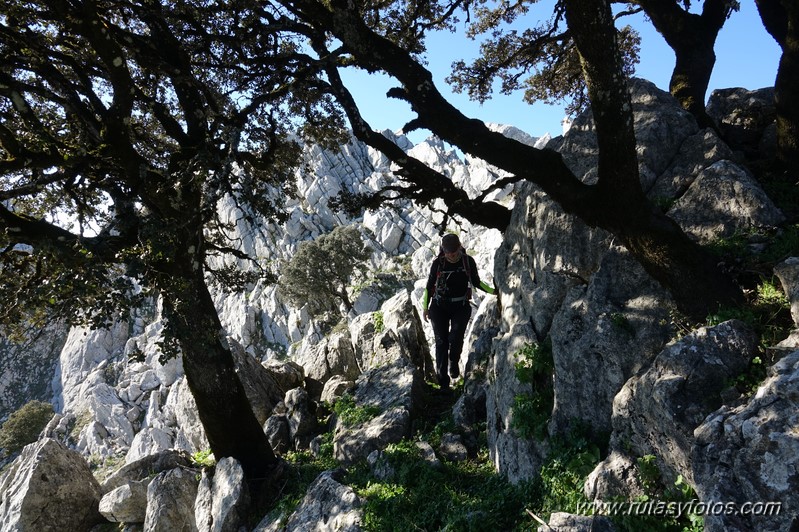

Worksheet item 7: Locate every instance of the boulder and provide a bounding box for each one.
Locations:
[349,313,377,371]
[261,359,305,394]
[143,467,198,532]
[333,356,423,464]
[163,377,209,455]
[126,427,173,464]
[539,512,617,532]
[774,257,799,327]
[549,247,673,436]
[485,323,550,484]
[706,86,776,159]
[626,78,701,181]
[102,449,194,493]
[438,433,468,462]
[583,450,646,502]
[263,415,291,455]
[380,290,435,380]
[451,375,487,431]
[195,457,249,532]
[274,470,363,532]
[320,375,355,405]
[647,128,735,200]
[294,328,360,400]
[608,320,757,488]
[0,438,103,531]
[285,388,319,450]
[99,480,149,523]
[691,350,799,532]
[548,78,698,187]
[462,297,500,377]
[229,338,285,425]
[668,160,785,243]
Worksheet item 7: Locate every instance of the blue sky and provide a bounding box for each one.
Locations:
[341,1,782,144]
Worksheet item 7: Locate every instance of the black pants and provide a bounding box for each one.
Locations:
[429,299,472,388]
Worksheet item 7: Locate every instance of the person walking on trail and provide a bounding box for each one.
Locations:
[422,233,496,390]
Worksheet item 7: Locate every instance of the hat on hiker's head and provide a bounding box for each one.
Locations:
[441,233,461,253]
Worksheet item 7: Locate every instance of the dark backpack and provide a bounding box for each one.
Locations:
[433,247,472,302]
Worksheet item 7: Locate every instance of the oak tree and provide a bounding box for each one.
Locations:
[0,0,343,492]
[279,225,372,319]
[278,0,744,318]
[756,0,799,170]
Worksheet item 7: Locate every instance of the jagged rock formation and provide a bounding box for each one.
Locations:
[0,438,104,531]
[1,79,798,531]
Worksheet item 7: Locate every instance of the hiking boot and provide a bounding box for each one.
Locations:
[449,361,460,379]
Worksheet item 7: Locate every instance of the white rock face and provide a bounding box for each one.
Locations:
[28,129,510,469]
[0,438,103,531]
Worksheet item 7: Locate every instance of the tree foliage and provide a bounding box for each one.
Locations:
[0,0,345,488]
[279,225,372,319]
[448,0,641,117]
[0,400,54,454]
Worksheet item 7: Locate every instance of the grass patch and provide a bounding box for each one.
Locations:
[528,431,600,519]
[706,276,791,350]
[347,440,536,531]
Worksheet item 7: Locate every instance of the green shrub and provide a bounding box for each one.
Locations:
[278,225,372,319]
[707,277,791,350]
[332,394,382,428]
[511,341,554,440]
[0,400,54,453]
[191,449,216,468]
[531,434,600,518]
[373,311,384,333]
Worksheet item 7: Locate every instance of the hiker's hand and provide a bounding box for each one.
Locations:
[423,309,429,322]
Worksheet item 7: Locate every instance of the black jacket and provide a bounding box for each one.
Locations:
[425,253,482,303]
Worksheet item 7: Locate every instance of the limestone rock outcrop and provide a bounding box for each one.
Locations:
[0,438,103,531]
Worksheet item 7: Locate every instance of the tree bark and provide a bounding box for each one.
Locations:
[633,0,734,130]
[163,266,280,487]
[757,0,799,170]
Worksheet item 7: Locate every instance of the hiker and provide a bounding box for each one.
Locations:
[422,233,496,389]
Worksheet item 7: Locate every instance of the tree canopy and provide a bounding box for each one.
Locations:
[0,0,344,490]
[277,0,749,317]
[279,225,372,319]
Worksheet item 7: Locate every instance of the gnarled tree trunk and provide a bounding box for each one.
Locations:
[757,0,799,170]
[633,0,735,130]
